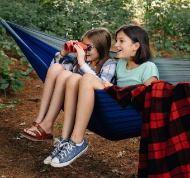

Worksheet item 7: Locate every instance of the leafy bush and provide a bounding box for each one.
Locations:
[1,0,189,59]
[0,51,31,94]
[0,0,134,40]
[141,0,190,58]
[1,0,190,58]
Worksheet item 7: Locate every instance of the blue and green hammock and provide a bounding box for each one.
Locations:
[1,19,190,141]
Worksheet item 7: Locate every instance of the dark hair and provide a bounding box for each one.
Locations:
[115,24,151,64]
[75,28,112,74]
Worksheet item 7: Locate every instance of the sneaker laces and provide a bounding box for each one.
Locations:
[60,142,75,159]
[53,138,61,147]
[51,139,68,156]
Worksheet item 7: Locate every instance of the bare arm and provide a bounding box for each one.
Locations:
[56,50,69,58]
[143,76,158,86]
[102,80,113,88]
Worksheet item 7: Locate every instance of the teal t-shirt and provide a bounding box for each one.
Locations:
[116,59,159,88]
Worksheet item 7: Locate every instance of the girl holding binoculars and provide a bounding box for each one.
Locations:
[21,28,117,140]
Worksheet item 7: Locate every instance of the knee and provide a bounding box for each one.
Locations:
[47,64,65,78]
[79,74,95,88]
[79,74,104,90]
[66,74,82,87]
[56,70,73,83]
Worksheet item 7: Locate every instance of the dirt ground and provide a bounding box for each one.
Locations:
[0,52,141,178]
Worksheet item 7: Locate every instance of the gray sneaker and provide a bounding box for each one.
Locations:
[50,139,88,167]
[43,137,68,164]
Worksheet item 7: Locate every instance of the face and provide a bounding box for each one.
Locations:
[115,31,139,60]
[82,37,99,62]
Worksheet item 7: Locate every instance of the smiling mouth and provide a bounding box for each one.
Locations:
[85,55,90,61]
[117,49,122,52]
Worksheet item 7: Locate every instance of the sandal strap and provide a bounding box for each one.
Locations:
[24,122,39,132]
[32,121,39,127]
[37,125,49,140]
[34,131,42,140]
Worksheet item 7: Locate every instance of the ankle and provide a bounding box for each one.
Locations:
[75,140,84,146]
[35,117,43,124]
[61,136,69,141]
[70,135,84,144]
[39,122,53,133]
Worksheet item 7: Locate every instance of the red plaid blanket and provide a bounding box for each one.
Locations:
[104,80,190,178]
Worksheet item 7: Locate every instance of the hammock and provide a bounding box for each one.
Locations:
[1,19,190,141]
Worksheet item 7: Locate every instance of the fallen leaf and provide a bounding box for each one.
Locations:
[13,137,21,140]
[20,122,26,126]
[117,151,125,157]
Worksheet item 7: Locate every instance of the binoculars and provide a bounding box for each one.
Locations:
[63,42,89,53]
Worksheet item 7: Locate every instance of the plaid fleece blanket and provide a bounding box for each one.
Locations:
[104,80,190,178]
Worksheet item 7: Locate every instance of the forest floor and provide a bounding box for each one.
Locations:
[0,45,173,178]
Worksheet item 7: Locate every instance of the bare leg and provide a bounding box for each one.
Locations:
[24,64,65,133]
[36,64,66,123]
[25,70,73,135]
[61,74,82,140]
[69,74,104,143]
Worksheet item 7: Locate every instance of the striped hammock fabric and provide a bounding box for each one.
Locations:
[1,19,190,140]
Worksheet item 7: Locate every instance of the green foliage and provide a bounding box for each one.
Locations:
[0,0,134,40]
[54,123,63,129]
[139,0,190,59]
[0,0,189,60]
[20,57,33,75]
[0,26,24,57]
[7,99,21,104]
[0,99,21,110]
[0,51,31,93]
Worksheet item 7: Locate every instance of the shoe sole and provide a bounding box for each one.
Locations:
[50,146,88,167]
[43,157,52,165]
[20,132,53,142]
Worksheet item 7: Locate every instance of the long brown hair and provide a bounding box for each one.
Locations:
[75,28,112,74]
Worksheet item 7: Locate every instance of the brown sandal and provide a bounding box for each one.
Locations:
[20,125,53,141]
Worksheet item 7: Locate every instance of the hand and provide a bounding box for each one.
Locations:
[144,76,158,86]
[59,40,75,58]
[73,43,86,67]
[102,80,113,88]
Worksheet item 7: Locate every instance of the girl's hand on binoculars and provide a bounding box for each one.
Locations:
[69,40,78,45]
[102,80,113,88]
[73,44,86,67]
